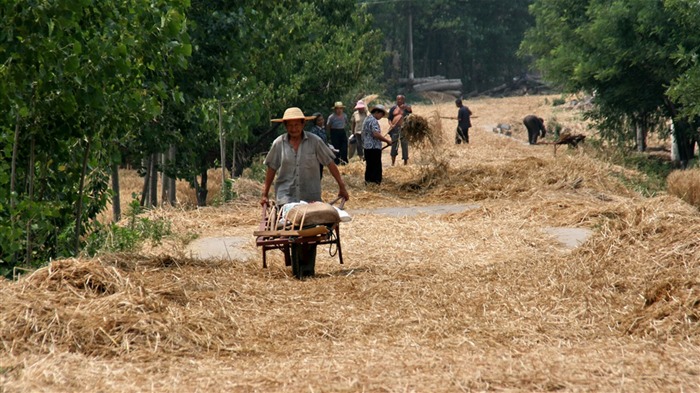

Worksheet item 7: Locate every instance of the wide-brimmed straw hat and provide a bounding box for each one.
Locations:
[332,101,345,109]
[271,107,315,123]
[370,104,387,115]
[354,100,366,110]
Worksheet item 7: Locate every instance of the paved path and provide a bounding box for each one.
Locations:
[351,204,481,218]
[185,236,256,262]
[544,227,593,249]
[185,206,593,261]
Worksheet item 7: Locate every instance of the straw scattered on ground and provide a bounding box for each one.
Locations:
[2,95,700,392]
[667,168,700,209]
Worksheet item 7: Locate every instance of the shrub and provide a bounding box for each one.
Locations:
[668,169,700,209]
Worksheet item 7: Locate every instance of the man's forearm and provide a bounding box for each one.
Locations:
[327,164,345,188]
[262,167,276,198]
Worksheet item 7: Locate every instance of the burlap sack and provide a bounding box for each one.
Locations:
[287,202,340,227]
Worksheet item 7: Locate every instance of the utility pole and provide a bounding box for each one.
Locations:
[407,0,414,81]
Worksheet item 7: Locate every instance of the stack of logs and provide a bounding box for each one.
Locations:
[399,74,552,98]
[399,75,463,96]
[474,74,552,97]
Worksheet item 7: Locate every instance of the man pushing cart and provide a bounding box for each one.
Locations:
[257,107,350,279]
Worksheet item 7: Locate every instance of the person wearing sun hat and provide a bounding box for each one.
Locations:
[261,107,349,207]
[349,100,367,161]
[262,107,350,278]
[326,101,349,165]
[362,105,393,184]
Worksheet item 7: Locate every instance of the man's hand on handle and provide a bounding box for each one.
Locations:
[338,186,350,202]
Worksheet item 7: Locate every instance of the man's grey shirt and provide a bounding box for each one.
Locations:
[264,131,336,205]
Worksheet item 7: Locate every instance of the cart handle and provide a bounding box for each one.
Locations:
[329,197,346,209]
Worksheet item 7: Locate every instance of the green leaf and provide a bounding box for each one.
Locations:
[65,56,80,73]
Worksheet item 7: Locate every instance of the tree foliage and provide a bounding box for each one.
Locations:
[368,0,534,92]
[0,0,190,273]
[169,0,382,199]
[521,0,700,156]
[1,0,382,273]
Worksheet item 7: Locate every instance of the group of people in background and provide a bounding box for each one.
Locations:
[300,95,416,185]
[262,98,549,206]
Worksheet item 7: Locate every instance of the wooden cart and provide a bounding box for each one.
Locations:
[254,198,345,270]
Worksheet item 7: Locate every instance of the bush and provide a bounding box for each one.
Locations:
[668,169,700,209]
[85,199,172,255]
[242,155,267,183]
[552,97,566,106]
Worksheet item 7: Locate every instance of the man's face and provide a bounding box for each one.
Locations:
[335,107,344,115]
[285,119,305,138]
[315,116,324,127]
[373,111,385,120]
[396,96,405,106]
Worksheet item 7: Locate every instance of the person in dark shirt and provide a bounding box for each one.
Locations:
[310,112,327,178]
[523,115,546,145]
[326,101,349,165]
[455,99,472,144]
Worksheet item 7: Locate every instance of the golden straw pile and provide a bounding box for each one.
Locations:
[401,113,440,147]
[2,95,700,392]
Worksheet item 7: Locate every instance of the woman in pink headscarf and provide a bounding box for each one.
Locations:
[349,100,368,161]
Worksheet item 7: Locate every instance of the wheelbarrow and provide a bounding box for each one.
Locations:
[254,197,346,278]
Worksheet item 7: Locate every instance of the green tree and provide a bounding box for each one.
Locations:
[521,0,700,163]
[167,0,382,206]
[0,0,190,273]
[367,0,534,92]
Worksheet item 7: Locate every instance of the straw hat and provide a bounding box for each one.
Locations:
[354,100,366,110]
[370,105,387,115]
[332,101,345,109]
[271,107,315,123]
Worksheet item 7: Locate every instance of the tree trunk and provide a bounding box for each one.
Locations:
[161,152,169,206]
[672,119,693,169]
[140,156,151,207]
[671,125,679,162]
[74,137,92,255]
[111,161,121,222]
[635,123,647,152]
[219,102,227,189]
[10,113,20,210]
[196,169,208,207]
[26,137,35,264]
[232,138,238,178]
[149,153,158,207]
[168,145,176,205]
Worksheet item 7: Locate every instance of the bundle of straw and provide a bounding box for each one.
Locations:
[401,114,438,146]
